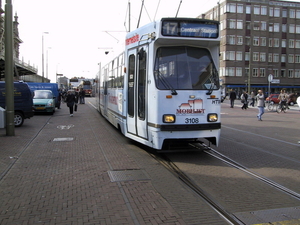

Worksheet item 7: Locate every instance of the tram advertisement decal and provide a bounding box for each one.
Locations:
[176,99,205,115]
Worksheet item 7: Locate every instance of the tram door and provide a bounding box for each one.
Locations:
[103,67,108,117]
[126,47,148,139]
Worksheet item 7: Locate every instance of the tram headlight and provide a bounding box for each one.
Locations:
[163,114,176,123]
[207,113,218,122]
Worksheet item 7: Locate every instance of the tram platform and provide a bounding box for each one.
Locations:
[0,100,227,225]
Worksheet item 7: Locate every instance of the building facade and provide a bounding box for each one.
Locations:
[203,0,300,96]
[0,0,42,82]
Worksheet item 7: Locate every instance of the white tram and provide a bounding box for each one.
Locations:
[96,17,221,150]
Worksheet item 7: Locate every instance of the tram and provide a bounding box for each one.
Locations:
[95,17,221,150]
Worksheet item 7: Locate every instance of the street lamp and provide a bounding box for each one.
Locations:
[42,32,49,82]
[46,47,51,79]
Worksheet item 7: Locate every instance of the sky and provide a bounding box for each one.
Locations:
[9,0,221,82]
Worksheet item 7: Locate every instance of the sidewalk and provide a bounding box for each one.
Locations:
[0,101,226,225]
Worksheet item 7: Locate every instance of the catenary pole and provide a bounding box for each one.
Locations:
[5,0,15,136]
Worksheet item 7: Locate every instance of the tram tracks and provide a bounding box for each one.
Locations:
[148,142,300,225]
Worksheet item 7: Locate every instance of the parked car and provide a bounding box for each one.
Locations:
[33,90,55,114]
[287,93,298,106]
[28,83,60,108]
[0,81,34,127]
[265,94,279,104]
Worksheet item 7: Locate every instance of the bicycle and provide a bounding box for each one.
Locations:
[267,101,275,111]
[277,102,288,113]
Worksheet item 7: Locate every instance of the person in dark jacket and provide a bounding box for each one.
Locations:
[229,89,237,108]
[66,90,76,117]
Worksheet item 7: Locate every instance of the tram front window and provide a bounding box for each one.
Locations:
[154,47,219,90]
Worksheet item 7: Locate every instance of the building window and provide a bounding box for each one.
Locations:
[253,68,259,77]
[269,7,274,16]
[289,24,295,33]
[295,70,300,78]
[260,53,266,62]
[289,39,295,48]
[236,67,243,76]
[260,68,266,77]
[229,19,236,29]
[273,69,279,78]
[282,9,287,17]
[274,38,280,47]
[245,36,250,45]
[227,3,236,13]
[282,24,287,32]
[269,38,273,47]
[246,5,251,14]
[268,53,273,62]
[253,37,259,46]
[288,70,294,78]
[228,35,236,44]
[290,9,296,18]
[254,5,260,15]
[288,54,294,63]
[253,52,259,61]
[269,23,274,32]
[295,55,300,63]
[296,25,300,34]
[274,8,280,17]
[282,39,286,47]
[281,54,286,63]
[297,10,300,19]
[253,21,260,30]
[236,51,243,61]
[261,21,267,31]
[273,54,279,62]
[237,4,243,13]
[261,37,266,46]
[225,51,235,60]
[261,6,267,15]
[237,20,243,29]
[274,23,280,32]
[225,67,235,76]
[281,69,286,77]
[245,52,250,61]
[237,36,243,45]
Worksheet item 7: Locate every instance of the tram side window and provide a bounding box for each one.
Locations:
[128,54,135,117]
[138,53,146,120]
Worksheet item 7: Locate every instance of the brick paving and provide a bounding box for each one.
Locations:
[0,101,226,225]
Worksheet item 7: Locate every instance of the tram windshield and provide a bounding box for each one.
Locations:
[154,47,219,91]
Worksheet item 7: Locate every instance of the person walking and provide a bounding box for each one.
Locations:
[250,90,255,107]
[256,90,265,121]
[229,89,237,108]
[278,89,288,112]
[241,91,248,110]
[79,88,85,104]
[66,90,76,117]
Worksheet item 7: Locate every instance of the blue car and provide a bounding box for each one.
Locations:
[33,90,56,114]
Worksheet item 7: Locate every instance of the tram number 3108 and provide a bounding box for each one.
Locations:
[185,118,199,124]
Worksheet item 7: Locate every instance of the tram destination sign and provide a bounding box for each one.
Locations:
[162,19,219,38]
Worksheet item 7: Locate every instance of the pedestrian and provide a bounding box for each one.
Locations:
[256,90,265,121]
[297,96,300,111]
[229,89,237,108]
[250,90,255,107]
[241,91,248,110]
[79,88,85,104]
[66,90,76,117]
[278,89,288,111]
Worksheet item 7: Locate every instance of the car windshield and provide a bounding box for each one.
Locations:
[154,46,219,91]
[34,91,53,99]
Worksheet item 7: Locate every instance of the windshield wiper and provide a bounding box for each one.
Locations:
[206,69,219,95]
[155,70,178,95]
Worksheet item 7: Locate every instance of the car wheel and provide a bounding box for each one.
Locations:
[14,112,24,127]
[289,102,294,106]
